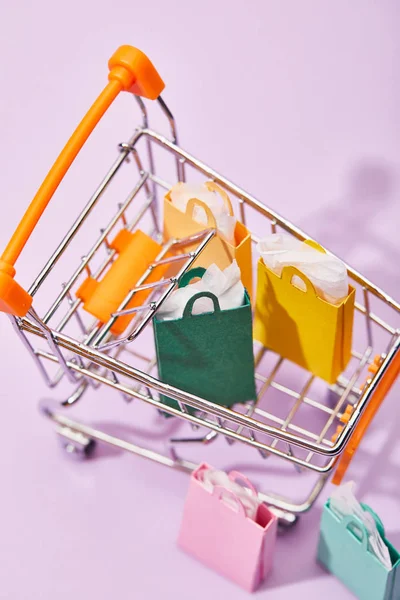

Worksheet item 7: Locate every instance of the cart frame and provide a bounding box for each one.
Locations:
[3,46,400,525]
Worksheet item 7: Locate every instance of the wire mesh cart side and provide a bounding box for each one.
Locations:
[1,45,399,526]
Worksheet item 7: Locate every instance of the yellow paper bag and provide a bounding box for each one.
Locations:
[253,256,355,384]
[163,182,253,297]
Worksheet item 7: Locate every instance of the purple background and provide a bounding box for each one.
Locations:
[1,1,399,598]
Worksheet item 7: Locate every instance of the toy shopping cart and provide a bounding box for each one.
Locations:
[1,45,399,526]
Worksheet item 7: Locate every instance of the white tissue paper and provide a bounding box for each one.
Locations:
[157,261,245,321]
[257,233,349,304]
[169,182,236,243]
[330,481,392,569]
[199,468,260,520]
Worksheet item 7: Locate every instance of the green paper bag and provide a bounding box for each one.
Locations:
[153,267,257,415]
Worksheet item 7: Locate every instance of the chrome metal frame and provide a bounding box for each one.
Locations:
[8,94,400,524]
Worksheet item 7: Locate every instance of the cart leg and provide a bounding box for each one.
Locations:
[39,400,329,529]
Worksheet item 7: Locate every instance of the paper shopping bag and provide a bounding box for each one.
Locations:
[253,254,355,383]
[163,181,253,298]
[153,267,256,414]
[178,463,278,592]
[317,501,400,600]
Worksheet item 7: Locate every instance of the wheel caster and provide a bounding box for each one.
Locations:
[267,505,299,531]
[56,425,96,459]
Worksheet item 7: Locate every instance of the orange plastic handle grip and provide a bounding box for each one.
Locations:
[332,347,400,485]
[0,45,164,317]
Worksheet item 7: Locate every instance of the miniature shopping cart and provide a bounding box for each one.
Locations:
[1,45,399,527]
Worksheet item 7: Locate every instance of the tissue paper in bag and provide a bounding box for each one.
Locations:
[153,265,256,414]
[198,467,260,520]
[163,181,253,297]
[157,261,244,321]
[317,486,400,600]
[169,183,236,243]
[257,234,349,304]
[254,237,355,383]
[178,463,278,592]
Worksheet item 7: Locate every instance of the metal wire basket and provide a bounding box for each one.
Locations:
[2,45,399,526]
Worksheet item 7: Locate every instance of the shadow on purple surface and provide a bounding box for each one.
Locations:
[352,397,400,504]
[91,438,124,460]
[299,158,400,502]
[300,160,399,271]
[87,418,185,461]
[262,505,328,591]
[223,461,315,479]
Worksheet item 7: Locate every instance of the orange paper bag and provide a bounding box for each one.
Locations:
[163,182,253,297]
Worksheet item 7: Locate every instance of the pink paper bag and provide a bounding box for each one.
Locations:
[178,463,278,592]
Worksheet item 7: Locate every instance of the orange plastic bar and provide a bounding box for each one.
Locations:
[332,347,400,485]
[0,45,164,317]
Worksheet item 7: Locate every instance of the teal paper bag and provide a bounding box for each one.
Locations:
[153,267,257,415]
[317,500,400,600]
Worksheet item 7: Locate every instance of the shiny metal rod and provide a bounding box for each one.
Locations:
[17,318,361,458]
[42,173,149,324]
[28,132,142,298]
[141,128,400,314]
[41,405,331,517]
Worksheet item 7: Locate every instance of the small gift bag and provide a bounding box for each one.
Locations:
[153,268,256,414]
[178,463,278,592]
[163,181,253,297]
[253,248,355,383]
[318,500,400,600]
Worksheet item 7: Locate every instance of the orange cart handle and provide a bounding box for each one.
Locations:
[0,45,164,317]
[332,344,400,485]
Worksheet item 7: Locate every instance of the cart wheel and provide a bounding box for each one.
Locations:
[56,425,96,460]
[277,514,299,532]
[267,505,298,531]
